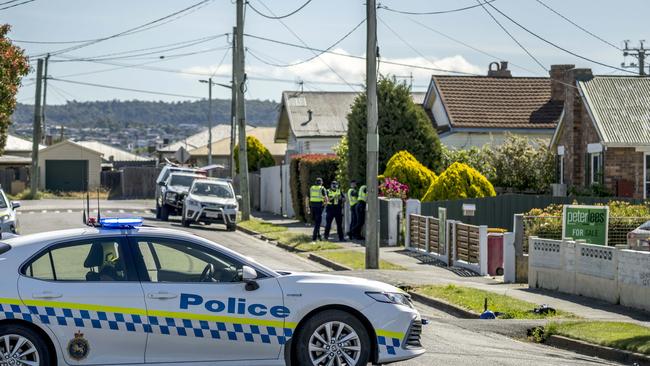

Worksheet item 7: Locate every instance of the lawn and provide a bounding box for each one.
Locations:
[416,285,573,319]
[547,321,650,355]
[10,189,109,200]
[317,250,406,270]
[238,219,342,252]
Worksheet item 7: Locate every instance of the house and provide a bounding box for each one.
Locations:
[190,127,286,176]
[274,91,425,161]
[156,124,251,163]
[0,135,46,194]
[77,141,156,169]
[38,140,103,191]
[422,61,564,148]
[550,69,650,199]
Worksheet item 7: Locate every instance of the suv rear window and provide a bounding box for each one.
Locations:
[0,243,10,255]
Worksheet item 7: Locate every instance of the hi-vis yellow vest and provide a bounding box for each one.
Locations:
[310,185,324,203]
[358,185,367,202]
[347,188,358,207]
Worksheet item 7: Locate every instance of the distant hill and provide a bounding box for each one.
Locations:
[10,99,280,128]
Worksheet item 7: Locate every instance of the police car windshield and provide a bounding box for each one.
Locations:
[192,183,233,198]
[170,175,197,188]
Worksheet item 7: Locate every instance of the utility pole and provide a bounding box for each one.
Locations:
[622,40,648,75]
[230,26,237,180]
[235,0,251,220]
[31,59,44,197]
[365,0,379,269]
[41,53,50,144]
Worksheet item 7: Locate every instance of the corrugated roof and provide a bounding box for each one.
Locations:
[277,91,426,139]
[5,134,44,152]
[579,76,650,145]
[190,127,286,157]
[160,125,254,152]
[77,141,154,162]
[431,76,562,129]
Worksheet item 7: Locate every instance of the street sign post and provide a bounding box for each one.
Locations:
[562,205,609,246]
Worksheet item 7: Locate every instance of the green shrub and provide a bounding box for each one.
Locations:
[440,145,496,182]
[382,151,437,199]
[290,156,305,221]
[333,136,349,191]
[292,154,338,223]
[234,135,275,173]
[347,77,442,182]
[423,162,495,201]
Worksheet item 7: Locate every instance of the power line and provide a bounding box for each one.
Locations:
[29,0,214,58]
[245,33,481,75]
[55,58,174,78]
[53,45,230,63]
[379,0,497,16]
[246,0,313,19]
[534,0,621,51]
[254,0,359,91]
[404,16,538,75]
[484,0,635,74]
[245,18,364,67]
[0,0,22,6]
[476,0,548,72]
[210,47,231,78]
[0,0,34,10]
[50,78,203,99]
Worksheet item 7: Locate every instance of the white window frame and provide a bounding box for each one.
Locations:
[645,153,650,200]
[557,146,565,185]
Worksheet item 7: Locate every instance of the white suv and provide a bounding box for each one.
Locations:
[182,178,239,231]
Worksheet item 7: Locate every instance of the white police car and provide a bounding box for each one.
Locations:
[0,218,425,366]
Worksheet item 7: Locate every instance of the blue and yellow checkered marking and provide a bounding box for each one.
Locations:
[0,301,292,345]
[377,335,401,355]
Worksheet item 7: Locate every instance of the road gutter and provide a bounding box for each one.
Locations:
[545,335,650,365]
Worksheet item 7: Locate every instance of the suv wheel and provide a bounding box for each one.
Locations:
[160,204,170,221]
[0,324,52,366]
[181,212,190,227]
[295,310,370,366]
[155,203,162,219]
[227,223,237,231]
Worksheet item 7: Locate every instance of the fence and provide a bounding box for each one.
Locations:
[455,223,480,264]
[421,194,642,231]
[100,167,160,199]
[259,165,294,217]
[529,236,650,312]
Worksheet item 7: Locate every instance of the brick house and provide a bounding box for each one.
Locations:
[550,68,650,198]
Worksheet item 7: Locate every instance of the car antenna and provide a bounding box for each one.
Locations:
[96,188,101,223]
[85,190,91,226]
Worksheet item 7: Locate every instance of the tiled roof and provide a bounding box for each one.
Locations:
[579,76,650,145]
[432,76,562,129]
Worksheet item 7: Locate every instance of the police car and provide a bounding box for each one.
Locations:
[0,218,425,366]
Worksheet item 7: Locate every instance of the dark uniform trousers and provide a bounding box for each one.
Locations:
[311,202,324,241]
[324,204,344,241]
[353,201,366,239]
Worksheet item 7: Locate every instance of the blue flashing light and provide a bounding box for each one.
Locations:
[99,217,143,229]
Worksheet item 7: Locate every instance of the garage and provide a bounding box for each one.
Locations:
[38,140,102,192]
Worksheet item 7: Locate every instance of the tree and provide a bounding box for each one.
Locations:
[234,135,275,173]
[1,25,29,153]
[333,136,349,190]
[382,150,437,200]
[347,77,442,182]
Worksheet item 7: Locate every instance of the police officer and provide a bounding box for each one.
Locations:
[309,177,328,241]
[324,181,344,241]
[354,184,367,240]
[347,180,358,240]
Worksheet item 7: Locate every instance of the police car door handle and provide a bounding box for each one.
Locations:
[32,291,62,299]
[147,292,178,300]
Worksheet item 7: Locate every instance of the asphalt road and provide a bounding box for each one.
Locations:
[16,209,622,366]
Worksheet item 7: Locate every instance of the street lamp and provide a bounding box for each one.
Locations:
[199,79,233,176]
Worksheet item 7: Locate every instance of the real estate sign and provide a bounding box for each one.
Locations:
[562,205,609,246]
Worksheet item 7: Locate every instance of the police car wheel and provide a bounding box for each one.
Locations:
[295,310,370,366]
[160,205,170,221]
[0,324,51,366]
[155,203,161,219]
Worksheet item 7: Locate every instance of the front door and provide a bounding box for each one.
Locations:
[129,236,287,363]
[18,237,147,365]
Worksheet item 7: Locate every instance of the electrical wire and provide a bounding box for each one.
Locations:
[379,0,496,16]
[484,1,635,74]
[50,78,203,99]
[253,0,359,91]
[534,0,621,51]
[245,33,481,75]
[53,45,230,63]
[246,0,313,19]
[476,0,547,72]
[55,58,173,79]
[210,47,231,78]
[0,0,34,10]
[246,17,364,68]
[0,0,22,6]
[29,0,214,58]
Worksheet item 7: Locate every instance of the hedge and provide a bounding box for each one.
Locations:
[423,162,495,201]
[290,157,305,221]
[234,135,275,173]
[382,150,437,200]
[289,154,338,223]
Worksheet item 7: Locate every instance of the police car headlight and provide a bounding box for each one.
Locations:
[225,204,237,209]
[366,292,413,308]
[187,199,199,206]
[166,192,177,200]
[0,214,9,223]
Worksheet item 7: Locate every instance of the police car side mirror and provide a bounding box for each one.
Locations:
[242,265,259,291]
[11,201,20,210]
[158,181,166,186]
[236,195,242,201]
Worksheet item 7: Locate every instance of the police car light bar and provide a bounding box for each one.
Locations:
[99,217,143,229]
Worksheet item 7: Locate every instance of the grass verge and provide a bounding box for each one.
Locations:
[317,250,406,270]
[10,189,109,200]
[238,218,342,252]
[415,284,573,319]
[547,321,650,355]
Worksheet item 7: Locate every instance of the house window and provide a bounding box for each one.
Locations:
[590,153,602,185]
[645,154,650,199]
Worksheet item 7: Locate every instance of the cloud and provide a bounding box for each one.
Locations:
[183,48,483,90]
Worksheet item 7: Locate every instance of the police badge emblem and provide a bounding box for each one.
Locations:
[67,331,90,361]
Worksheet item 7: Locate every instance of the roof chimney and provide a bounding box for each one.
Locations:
[487,61,512,78]
[549,64,574,101]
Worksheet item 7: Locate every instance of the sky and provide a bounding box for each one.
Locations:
[4,0,650,104]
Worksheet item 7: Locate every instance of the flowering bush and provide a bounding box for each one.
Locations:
[379,177,409,199]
